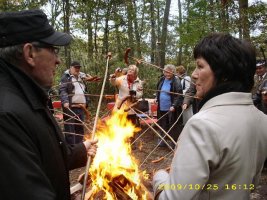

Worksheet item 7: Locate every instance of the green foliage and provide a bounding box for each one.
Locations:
[0,0,46,11]
[2,0,267,99]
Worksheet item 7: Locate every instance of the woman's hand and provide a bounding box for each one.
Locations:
[169,106,175,112]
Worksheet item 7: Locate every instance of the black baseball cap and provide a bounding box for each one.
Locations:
[70,61,81,67]
[0,9,72,47]
[256,60,266,68]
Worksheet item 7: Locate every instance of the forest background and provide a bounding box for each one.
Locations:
[1,0,267,101]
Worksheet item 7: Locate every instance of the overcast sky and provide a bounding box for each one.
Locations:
[170,0,267,15]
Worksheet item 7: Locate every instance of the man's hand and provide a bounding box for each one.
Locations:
[169,106,175,112]
[182,103,188,110]
[63,102,69,108]
[83,139,98,157]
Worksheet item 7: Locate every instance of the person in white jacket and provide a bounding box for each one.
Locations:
[110,65,143,125]
[153,33,267,200]
[176,65,193,124]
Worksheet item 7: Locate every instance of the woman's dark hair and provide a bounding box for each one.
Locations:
[193,33,256,108]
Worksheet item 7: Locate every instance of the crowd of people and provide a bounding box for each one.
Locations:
[153,32,267,200]
[0,9,267,200]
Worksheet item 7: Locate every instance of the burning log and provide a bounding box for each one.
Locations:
[113,174,132,188]
[114,174,141,199]
[109,181,133,200]
[71,110,154,200]
[71,173,153,200]
[110,174,152,200]
[89,190,105,200]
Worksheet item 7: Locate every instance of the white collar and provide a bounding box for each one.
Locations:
[201,92,253,111]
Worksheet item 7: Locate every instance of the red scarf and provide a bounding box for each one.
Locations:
[127,74,135,89]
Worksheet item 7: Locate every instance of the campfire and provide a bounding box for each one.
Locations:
[84,110,151,200]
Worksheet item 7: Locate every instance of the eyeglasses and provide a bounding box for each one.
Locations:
[32,42,60,55]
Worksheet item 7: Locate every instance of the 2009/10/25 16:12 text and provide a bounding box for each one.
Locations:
[158,183,255,191]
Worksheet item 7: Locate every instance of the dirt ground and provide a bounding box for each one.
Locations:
[69,124,267,199]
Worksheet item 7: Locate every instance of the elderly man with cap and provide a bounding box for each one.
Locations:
[0,9,97,200]
[59,60,99,145]
[253,60,267,110]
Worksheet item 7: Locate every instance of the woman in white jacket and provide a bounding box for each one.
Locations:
[153,33,267,200]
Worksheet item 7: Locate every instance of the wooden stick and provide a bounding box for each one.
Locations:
[81,52,112,200]
[128,55,196,86]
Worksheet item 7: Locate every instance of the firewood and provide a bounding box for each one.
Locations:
[140,183,153,200]
[109,181,133,200]
[113,174,133,188]
[112,174,152,200]
[71,171,153,199]
[91,190,105,200]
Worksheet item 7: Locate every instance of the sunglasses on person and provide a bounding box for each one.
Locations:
[31,42,60,55]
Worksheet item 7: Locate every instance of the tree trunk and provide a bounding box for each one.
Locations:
[239,0,250,40]
[220,0,229,32]
[133,1,141,58]
[209,0,215,32]
[102,0,111,55]
[126,0,135,57]
[49,0,61,27]
[150,0,156,64]
[159,0,171,68]
[177,0,182,65]
[184,0,191,56]
[156,0,161,67]
[94,0,100,59]
[63,0,71,68]
[86,2,93,61]
[114,12,123,62]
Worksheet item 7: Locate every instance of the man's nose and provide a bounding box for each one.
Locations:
[56,56,61,65]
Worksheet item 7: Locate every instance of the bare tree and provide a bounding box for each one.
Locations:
[102,0,112,55]
[132,1,142,58]
[126,0,135,56]
[239,0,250,40]
[177,0,182,65]
[159,0,171,68]
[150,0,156,63]
[62,0,71,67]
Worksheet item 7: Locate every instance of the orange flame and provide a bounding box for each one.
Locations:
[87,109,149,199]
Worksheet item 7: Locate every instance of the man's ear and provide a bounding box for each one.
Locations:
[23,43,36,67]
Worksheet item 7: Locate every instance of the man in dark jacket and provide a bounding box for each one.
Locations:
[253,60,267,112]
[0,10,97,200]
[59,61,91,145]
